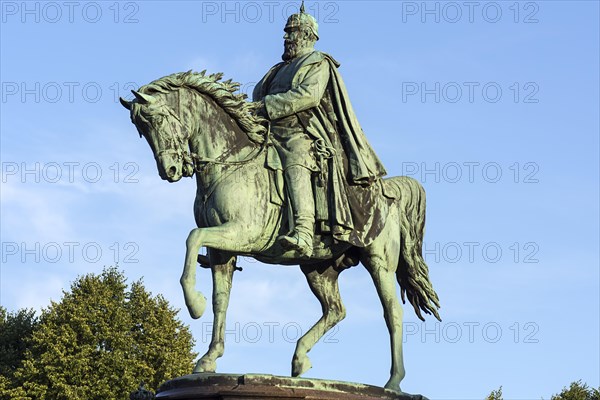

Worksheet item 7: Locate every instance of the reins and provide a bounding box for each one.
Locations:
[188,123,270,173]
[151,87,270,175]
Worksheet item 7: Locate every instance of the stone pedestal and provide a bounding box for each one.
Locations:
[155,373,428,400]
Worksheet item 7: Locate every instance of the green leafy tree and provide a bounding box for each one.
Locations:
[486,386,503,400]
[551,381,600,400]
[0,307,38,396]
[485,382,600,400]
[0,307,38,379]
[2,267,196,400]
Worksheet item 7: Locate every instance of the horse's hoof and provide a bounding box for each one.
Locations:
[291,354,312,377]
[384,377,402,393]
[193,358,216,373]
[186,291,207,319]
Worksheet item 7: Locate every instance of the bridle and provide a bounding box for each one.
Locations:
[152,104,196,175]
[150,94,270,175]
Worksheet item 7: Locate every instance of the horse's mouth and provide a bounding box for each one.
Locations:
[166,175,182,183]
[165,168,182,182]
[156,158,184,182]
[158,166,183,182]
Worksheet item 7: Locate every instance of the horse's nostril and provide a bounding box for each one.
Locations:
[168,166,177,177]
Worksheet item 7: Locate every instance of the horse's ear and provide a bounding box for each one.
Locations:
[131,90,154,104]
[119,97,132,110]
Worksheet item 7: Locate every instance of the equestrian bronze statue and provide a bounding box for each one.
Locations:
[121,4,440,392]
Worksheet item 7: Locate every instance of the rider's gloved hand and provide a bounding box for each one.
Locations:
[254,100,268,119]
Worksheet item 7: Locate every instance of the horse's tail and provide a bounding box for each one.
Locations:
[387,176,441,321]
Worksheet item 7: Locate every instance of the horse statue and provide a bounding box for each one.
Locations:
[120,70,441,392]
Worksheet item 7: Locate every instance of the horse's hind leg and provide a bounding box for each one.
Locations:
[292,263,346,377]
[361,209,405,391]
[194,251,236,373]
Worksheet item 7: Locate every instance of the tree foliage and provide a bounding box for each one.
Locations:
[0,307,38,396]
[550,381,600,400]
[1,267,196,400]
[0,307,38,379]
[485,382,600,400]
[486,386,503,400]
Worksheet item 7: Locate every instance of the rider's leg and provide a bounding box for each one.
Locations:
[279,165,315,257]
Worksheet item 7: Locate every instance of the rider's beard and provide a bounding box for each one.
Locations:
[282,38,312,61]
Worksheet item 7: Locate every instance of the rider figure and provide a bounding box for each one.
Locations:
[253,2,387,257]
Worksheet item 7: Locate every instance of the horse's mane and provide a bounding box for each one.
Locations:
[139,70,267,143]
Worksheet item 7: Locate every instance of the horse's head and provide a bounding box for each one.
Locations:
[121,71,269,183]
[120,90,193,182]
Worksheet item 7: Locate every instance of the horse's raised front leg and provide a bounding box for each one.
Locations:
[194,250,236,373]
[181,224,254,319]
[292,263,346,377]
[361,248,405,392]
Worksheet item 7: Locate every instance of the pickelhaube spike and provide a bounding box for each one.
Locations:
[285,0,319,40]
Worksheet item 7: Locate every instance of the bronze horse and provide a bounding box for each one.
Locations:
[120,71,440,391]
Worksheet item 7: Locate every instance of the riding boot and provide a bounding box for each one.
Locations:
[278,165,315,257]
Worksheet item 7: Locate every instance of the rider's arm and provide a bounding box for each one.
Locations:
[263,60,330,120]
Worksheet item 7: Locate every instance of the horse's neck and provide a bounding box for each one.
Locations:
[188,92,256,162]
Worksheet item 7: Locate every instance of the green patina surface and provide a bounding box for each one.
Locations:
[121,3,440,394]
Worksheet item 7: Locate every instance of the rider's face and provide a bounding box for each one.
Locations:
[282,27,306,61]
[284,27,301,43]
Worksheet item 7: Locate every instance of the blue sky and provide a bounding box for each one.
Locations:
[1,1,599,399]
